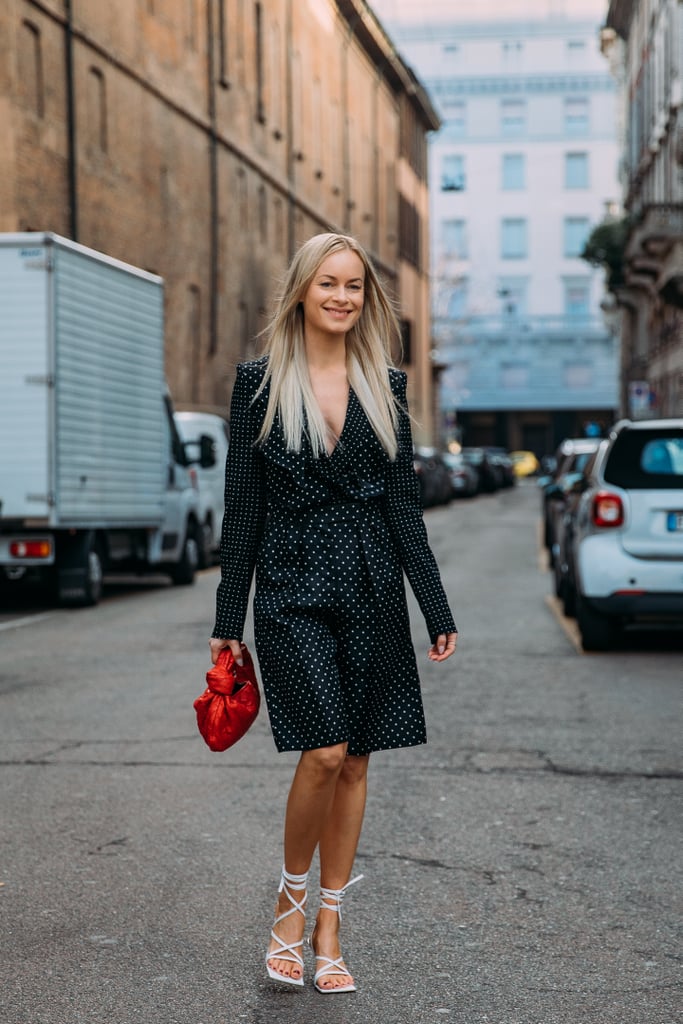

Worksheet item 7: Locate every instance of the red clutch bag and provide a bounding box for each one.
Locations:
[194,645,260,751]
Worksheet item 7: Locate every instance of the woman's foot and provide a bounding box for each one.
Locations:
[311,876,362,993]
[265,868,307,986]
[311,909,355,991]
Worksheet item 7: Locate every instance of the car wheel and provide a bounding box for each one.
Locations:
[559,577,576,618]
[170,525,198,586]
[197,517,213,570]
[576,594,617,652]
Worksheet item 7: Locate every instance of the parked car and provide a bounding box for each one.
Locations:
[510,450,540,478]
[539,438,601,557]
[175,411,229,567]
[558,419,683,650]
[413,448,453,507]
[442,451,478,498]
[485,447,516,488]
[461,447,501,493]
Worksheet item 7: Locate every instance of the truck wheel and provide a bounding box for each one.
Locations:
[57,533,104,607]
[170,526,198,586]
[577,594,617,652]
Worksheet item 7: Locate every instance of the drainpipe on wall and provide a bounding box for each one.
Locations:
[285,0,295,255]
[64,0,78,240]
[206,0,219,359]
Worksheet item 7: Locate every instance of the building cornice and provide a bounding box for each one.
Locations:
[606,0,636,41]
[334,0,441,130]
[428,73,615,98]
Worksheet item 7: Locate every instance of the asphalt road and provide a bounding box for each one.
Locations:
[0,482,681,1024]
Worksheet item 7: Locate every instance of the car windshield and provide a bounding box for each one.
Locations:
[604,429,683,490]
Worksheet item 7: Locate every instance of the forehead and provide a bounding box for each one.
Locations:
[315,249,365,280]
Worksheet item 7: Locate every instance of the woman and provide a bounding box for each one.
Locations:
[209,232,457,993]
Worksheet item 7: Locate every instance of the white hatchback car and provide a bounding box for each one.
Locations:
[175,411,229,567]
[563,419,683,650]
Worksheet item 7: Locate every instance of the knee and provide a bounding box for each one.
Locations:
[339,754,370,786]
[302,743,348,779]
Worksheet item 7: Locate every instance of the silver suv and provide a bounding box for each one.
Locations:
[562,419,683,650]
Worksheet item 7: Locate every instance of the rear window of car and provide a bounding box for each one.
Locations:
[604,429,683,489]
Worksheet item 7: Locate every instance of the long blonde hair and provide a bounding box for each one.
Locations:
[256,233,401,460]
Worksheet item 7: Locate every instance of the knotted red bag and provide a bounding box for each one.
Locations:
[194,645,260,751]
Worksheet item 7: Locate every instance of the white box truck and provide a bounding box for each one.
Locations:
[0,232,213,606]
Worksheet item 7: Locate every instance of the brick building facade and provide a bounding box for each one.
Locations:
[1,0,440,440]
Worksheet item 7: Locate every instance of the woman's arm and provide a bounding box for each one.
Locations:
[382,371,457,644]
[211,363,267,642]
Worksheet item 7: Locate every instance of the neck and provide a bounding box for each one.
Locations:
[304,332,348,371]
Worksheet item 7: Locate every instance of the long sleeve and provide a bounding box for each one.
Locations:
[212,363,267,640]
[381,371,457,642]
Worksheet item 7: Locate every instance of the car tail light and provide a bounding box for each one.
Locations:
[592,491,624,528]
[9,540,52,559]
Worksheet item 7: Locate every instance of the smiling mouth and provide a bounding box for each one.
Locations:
[324,308,352,316]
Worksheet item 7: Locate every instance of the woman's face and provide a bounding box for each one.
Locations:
[301,249,365,341]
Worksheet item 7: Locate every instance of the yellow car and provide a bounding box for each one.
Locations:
[510,450,540,478]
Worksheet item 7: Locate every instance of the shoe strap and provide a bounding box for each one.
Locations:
[267,867,309,969]
[319,873,363,922]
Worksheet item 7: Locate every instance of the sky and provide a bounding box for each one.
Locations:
[370,0,610,23]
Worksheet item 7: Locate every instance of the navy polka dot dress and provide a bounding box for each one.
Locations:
[212,359,456,756]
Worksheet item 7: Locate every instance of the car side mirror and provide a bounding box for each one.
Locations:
[199,434,216,469]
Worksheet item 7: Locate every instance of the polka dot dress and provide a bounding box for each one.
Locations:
[212,359,456,756]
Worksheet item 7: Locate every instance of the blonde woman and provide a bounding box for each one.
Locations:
[209,232,457,993]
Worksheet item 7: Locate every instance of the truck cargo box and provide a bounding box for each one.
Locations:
[0,233,165,528]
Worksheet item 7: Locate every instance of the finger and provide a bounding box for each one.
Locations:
[227,639,244,665]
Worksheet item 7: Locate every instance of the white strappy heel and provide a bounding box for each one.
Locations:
[266,866,308,987]
[311,874,363,994]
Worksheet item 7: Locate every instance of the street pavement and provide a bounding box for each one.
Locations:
[0,481,681,1024]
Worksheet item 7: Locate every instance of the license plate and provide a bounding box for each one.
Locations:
[666,512,683,532]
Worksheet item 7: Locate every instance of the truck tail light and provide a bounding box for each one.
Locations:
[9,540,53,559]
[592,491,624,528]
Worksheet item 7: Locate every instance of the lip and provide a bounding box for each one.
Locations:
[324,307,353,316]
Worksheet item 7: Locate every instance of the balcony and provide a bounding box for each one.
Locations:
[624,203,683,309]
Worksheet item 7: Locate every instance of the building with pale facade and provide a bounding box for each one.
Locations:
[374,7,621,455]
[603,0,683,419]
[0,0,440,442]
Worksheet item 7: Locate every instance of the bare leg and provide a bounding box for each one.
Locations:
[267,742,348,981]
[313,754,370,990]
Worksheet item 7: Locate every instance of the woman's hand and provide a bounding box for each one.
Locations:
[428,632,458,662]
[209,637,243,665]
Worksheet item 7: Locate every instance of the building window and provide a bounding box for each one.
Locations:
[187,0,198,50]
[444,99,466,137]
[501,99,526,136]
[564,97,589,137]
[565,152,589,188]
[498,278,528,316]
[564,278,591,316]
[441,154,465,191]
[442,219,468,259]
[501,219,527,260]
[88,67,108,152]
[563,362,593,389]
[188,284,201,401]
[502,154,525,190]
[19,21,44,118]
[447,280,468,319]
[400,320,413,365]
[564,217,590,257]
[218,0,229,85]
[500,362,529,389]
[255,2,265,123]
[399,196,421,268]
